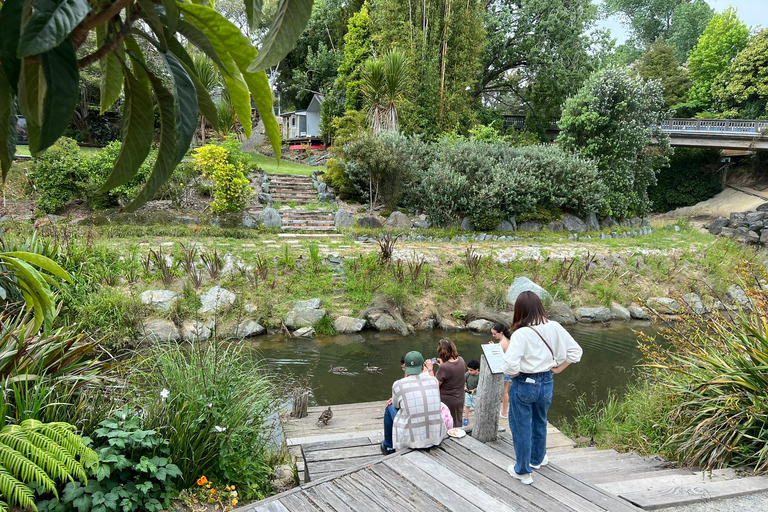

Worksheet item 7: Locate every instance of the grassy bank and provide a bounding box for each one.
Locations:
[249,153,322,175]
[6,220,762,351]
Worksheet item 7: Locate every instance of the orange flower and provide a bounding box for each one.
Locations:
[210,488,216,494]
[197,476,209,486]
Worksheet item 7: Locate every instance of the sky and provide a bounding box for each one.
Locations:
[597,0,767,45]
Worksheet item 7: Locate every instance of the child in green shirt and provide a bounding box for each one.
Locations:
[463,359,480,426]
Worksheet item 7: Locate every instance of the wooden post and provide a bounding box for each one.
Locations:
[292,390,309,418]
[472,355,504,442]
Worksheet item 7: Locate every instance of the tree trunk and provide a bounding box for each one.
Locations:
[292,390,309,418]
[472,355,504,442]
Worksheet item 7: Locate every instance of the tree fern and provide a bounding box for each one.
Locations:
[0,420,96,511]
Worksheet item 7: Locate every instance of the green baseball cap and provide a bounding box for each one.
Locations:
[404,351,424,375]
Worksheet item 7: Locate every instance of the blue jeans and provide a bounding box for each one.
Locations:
[383,404,397,450]
[508,371,554,475]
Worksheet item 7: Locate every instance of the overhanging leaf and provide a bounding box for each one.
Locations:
[163,52,197,164]
[17,0,90,57]
[17,60,45,155]
[135,0,168,51]
[3,252,73,284]
[0,66,17,179]
[175,20,229,78]
[96,25,124,114]
[243,70,280,161]
[166,38,219,130]
[161,0,179,34]
[124,62,176,212]
[0,0,24,94]
[246,0,313,72]
[97,62,153,193]
[39,36,79,153]
[244,0,263,31]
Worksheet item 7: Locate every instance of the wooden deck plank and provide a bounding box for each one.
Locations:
[597,468,738,495]
[305,444,383,462]
[384,455,485,512]
[488,437,641,512]
[302,437,379,452]
[428,446,550,512]
[588,468,696,486]
[366,464,451,511]
[305,484,355,512]
[405,450,518,512]
[307,455,386,477]
[279,494,320,512]
[619,476,768,510]
[332,476,389,512]
[251,501,290,512]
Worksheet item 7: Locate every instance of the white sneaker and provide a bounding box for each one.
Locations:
[507,465,533,485]
[531,455,549,470]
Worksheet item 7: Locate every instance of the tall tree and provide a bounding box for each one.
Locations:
[602,0,686,47]
[668,0,714,62]
[686,7,749,110]
[362,49,408,133]
[289,42,341,106]
[335,3,373,111]
[712,29,768,119]
[635,39,691,108]
[479,0,599,136]
[557,68,671,218]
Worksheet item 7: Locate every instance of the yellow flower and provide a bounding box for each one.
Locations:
[232,498,238,506]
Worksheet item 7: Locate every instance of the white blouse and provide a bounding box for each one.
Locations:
[501,320,583,375]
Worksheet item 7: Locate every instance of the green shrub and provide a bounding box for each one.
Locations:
[85,142,154,209]
[648,148,723,212]
[38,410,183,512]
[323,158,358,199]
[192,140,252,214]
[29,137,88,213]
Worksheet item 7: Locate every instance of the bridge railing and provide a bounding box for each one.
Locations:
[660,119,768,134]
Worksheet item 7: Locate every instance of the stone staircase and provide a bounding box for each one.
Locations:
[269,174,318,205]
[548,446,768,510]
[281,210,336,232]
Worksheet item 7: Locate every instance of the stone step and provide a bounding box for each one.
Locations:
[270,184,317,190]
[271,192,318,198]
[272,197,315,203]
[283,225,337,232]
[281,212,334,218]
[281,220,335,226]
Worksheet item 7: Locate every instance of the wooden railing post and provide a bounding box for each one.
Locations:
[472,355,504,442]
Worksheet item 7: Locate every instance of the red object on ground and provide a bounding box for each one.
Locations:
[288,144,327,150]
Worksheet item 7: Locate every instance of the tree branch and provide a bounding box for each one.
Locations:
[71,0,132,50]
[77,21,132,68]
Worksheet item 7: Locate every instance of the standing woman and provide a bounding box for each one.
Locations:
[491,323,512,419]
[501,291,582,485]
[425,338,465,427]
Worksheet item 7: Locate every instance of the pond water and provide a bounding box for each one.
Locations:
[250,324,655,424]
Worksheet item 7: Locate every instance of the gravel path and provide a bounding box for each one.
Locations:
[663,492,768,512]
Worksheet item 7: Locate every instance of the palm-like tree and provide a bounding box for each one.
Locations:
[362,49,408,133]
[192,53,222,145]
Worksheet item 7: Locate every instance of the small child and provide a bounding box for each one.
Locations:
[463,359,480,426]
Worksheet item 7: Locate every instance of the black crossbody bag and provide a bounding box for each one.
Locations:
[528,326,558,366]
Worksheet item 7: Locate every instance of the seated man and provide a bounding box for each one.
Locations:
[381,351,447,455]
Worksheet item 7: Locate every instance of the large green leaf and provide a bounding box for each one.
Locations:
[17,60,45,154]
[124,63,176,212]
[161,0,179,34]
[0,66,16,180]
[39,37,79,153]
[135,0,168,50]
[17,0,90,57]
[163,52,198,164]
[243,71,280,161]
[96,25,124,114]
[177,4,253,139]
[175,21,229,79]
[3,252,73,284]
[166,38,219,130]
[97,63,154,193]
[0,0,24,94]
[247,0,313,73]
[244,0,263,31]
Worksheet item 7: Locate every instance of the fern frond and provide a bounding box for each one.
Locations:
[23,430,83,482]
[0,466,37,511]
[0,442,56,494]
[39,423,97,466]
[1,431,69,482]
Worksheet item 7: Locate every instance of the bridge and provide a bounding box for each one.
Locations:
[504,116,768,150]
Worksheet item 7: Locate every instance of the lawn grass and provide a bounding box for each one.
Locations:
[15,144,101,157]
[248,152,323,176]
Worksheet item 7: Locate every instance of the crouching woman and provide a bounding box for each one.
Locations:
[381,351,447,454]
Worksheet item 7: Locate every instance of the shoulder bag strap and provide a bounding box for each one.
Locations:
[528,326,557,365]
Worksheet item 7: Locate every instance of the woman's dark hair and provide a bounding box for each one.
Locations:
[491,322,511,339]
[511,291,548,332]
[437,338,459,362]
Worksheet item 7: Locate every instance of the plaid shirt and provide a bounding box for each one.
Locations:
[391,372,446,450]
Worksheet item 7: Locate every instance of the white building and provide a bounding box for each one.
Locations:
[280,94,324,140]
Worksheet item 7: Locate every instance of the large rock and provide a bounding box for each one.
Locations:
[745,211,764,223]
[233,319,266,337]
[729,212,747,228]
[628,304,650,320]
[242,212,259,229]
[437,316,465,331]
[497,220,516,232]
[506,277,553,307]
[646,297,681,315]
[736,227,760,244]
[708,217,729,235]
[562,215,587,233]
[586,212,600,231]
[762,230,768,244]
[682,293,706,315]
[414,319,435,330]
[467,319,494,332]
[261,207,282,229]
[413,215,432,229]
[318,192,336,202]
[285,308,327,328]
[366,310,409,335]
[199,286,237,314]
[460,217,474,231]
[334,316,366,333]
[517,221,542,232]
[292,326,316,338]
[385,211,413,229]
[601,216,620,229]
[140,290,180,311]
[181,321,211,342]
[317,182,328,194]
[258,192,273,206]
[575,307,612,323]
[726,284,752,309]
[547,221,564,232]
[757,202,768,212]
[139,319,180,342]
[357,216,382,229]
[609,303,631,321]
[295,298,323,309]
[334,209,354,229]
[548,302,575,325]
